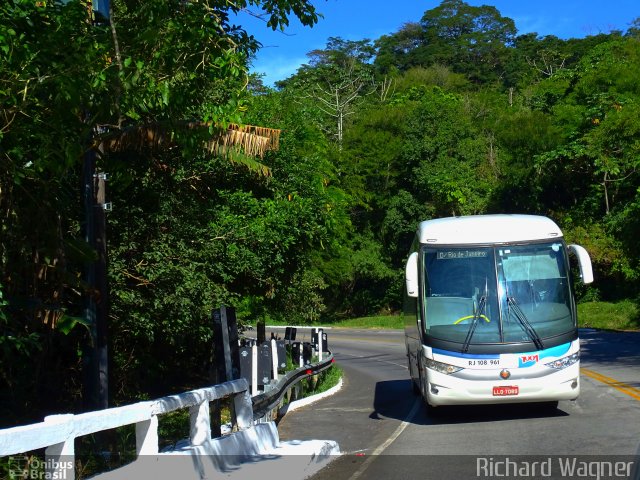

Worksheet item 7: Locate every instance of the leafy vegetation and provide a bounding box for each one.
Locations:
[302,364,342,398]
[1,0,640,431]
[577,301,640,331]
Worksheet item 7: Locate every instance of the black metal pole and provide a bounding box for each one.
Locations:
[81,149,110,411]
[82,149,97,411]
[94,171,109,410]
[80,0,112,414]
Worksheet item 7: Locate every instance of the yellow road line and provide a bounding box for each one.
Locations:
[581,367,640,402]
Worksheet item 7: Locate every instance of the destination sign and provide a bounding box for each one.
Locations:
[437,250,488,260]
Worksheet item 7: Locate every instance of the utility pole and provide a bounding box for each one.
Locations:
[80,0,112,413]
[82,147,110,411]
[82,149,97,411]
[94,169,110,410]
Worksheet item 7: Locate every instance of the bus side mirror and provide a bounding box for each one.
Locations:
[405,252,419,298]
[568,244,594,284]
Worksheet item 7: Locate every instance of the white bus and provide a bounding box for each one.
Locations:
[404,215,593,408]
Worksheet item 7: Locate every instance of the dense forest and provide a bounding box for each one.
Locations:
[1,0,639,425]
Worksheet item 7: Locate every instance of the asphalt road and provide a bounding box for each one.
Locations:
[272,327,640,480]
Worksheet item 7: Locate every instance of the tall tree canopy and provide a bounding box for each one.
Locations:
[0,0,325,423]
[375,0,516,83]
[2,0,640,430]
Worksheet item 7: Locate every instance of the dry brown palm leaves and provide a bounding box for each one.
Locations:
[96,122,281,176]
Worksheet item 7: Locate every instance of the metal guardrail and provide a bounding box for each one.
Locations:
[252,352,335,421]
[0,348,338,479]
[0,311,339,480]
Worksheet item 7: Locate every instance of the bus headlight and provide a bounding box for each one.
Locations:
[426,358,463,375]
[544,352,580,370]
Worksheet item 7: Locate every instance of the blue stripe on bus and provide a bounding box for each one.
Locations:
[517,342,572,367]
[434,342,572,364]
[432,349,500,359]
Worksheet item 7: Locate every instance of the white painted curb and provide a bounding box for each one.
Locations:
[279,376,343,416]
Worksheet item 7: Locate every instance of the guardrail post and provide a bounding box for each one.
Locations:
[135,415,159,455]
[211,306,241,437]
[44,414,75,480]
[189,401,211,446]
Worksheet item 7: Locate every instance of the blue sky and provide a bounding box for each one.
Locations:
[234,0,639,86]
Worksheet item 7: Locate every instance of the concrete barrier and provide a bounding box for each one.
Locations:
[93,422,340,480]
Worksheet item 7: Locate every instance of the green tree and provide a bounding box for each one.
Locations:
[279,37,379,146]
[401,87,498,216]
[0,0,325,422]
[527,37,640,294]
[374,22,425,75]
[374,0,516,84]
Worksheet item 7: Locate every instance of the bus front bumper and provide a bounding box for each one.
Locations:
[425,363,580,406]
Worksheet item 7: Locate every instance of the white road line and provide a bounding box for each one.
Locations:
[349,397,422,480]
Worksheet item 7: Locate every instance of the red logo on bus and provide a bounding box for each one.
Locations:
[520,354,539,364]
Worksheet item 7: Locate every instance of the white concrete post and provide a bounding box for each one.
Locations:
[251,344,258,396]
[189,401,211,446]
[135,415,159,455]
[298,343,303,368]
[44,414,75,480]
[318,329,323,362]
[270,338,278,382]
[233,388,253,430]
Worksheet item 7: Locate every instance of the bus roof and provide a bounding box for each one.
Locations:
[416,214,563,245]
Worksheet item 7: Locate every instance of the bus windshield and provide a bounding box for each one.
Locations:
[422,242,574,348]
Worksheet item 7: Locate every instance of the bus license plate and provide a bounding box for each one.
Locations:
[493,386,519,396]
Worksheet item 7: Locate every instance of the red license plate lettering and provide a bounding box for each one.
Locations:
[493,386,519,396]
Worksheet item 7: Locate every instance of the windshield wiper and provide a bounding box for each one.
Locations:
[506,296,544,350]
[462,295,486,354]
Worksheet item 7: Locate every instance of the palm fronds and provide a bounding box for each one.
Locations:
[96,122,281,176]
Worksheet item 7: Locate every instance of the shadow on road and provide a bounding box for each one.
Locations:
[580,329,640,373]
[370,379,569,426]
